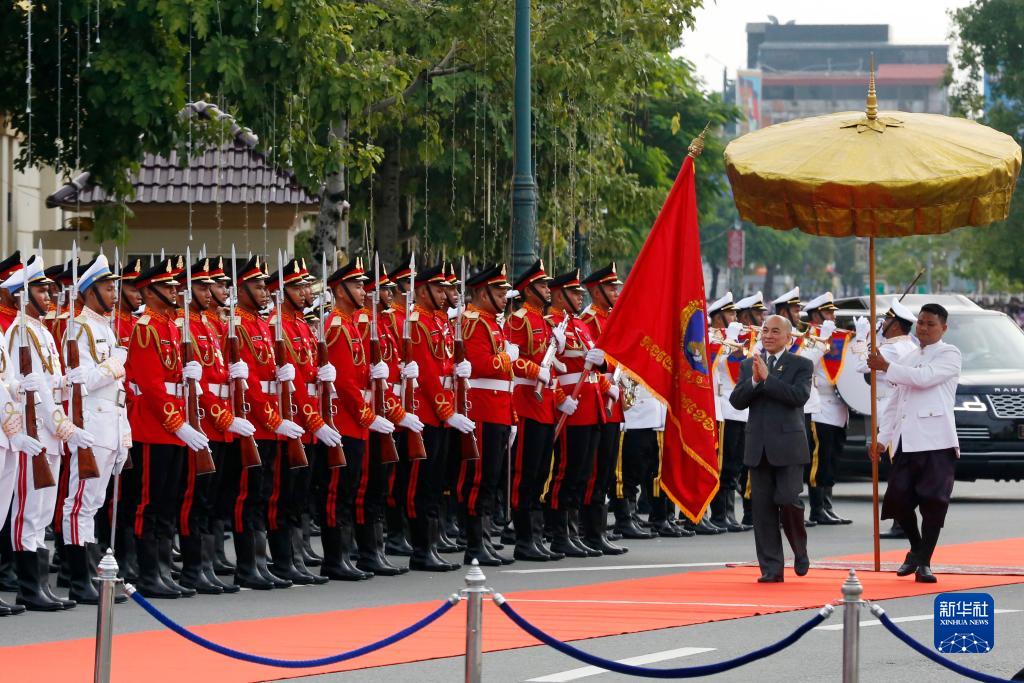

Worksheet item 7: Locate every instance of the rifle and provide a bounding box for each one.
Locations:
[534,317,569,402]
[111,247,133,471]
[66,243,99,480]
[553,316,599,441]
[369,253,399,464]
[318,252,345,468]
[604,365,622,418]
[17,263,55,489]
[182,249,216,475]
[454,257,480,461]
[227,246,261,468]
[400,254,427,460]
[275,251,308,469]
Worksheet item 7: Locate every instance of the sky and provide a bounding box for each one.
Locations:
[678,0,977,93]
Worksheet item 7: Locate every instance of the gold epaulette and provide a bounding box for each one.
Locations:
[408,311,420,323]
[329,316,343,328]
[511,308,527,319]
[57,311,70,320]
[268,313,278,326]
[463,310,480,320]
[137,315,152,326]
[356,313,369,324]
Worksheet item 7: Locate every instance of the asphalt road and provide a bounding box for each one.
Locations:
[4,479,1023,682]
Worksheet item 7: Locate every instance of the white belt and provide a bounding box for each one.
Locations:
[361,389,372,401]
[513,377,537,387]
[562,350,586,358]
[441,376,454,390]
[306,382,318,395]
[559,372,583,385]
[260,380,279,394]
[391,383,403,394]
[603,373,616,382]
[467,378,513,393]
[207,383,230,400]
[129,381,184,398]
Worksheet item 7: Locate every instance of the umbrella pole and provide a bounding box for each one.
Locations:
[868,237,881,572]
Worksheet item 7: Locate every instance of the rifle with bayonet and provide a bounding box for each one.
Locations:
[454,257,480,462]
[534,317,569,402]
[111,247,133,471]
[66,243,100,480]
[182,249,216,475]
[400,254,427,461]
[275,252,308,469]
[227,246,261,468]
[370,254,399,464]
[18,260,55,489]
[318,252,346,469]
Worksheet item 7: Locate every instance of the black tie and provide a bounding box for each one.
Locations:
[767,355,777,373]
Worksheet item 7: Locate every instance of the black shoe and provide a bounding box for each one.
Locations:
[794,555,810,576]
[694,518,725,535]
[0,596,25,616]
[896,552,918,577]
[199,532,240,593]
[614,499,656,539]
[915,565,937,583]
[512,542,549,562]
[37,549,76,609]
[65,544,102,604]
[385,513,414,557]
[823,488,852,524]
[232,530,275,590]
[804,518,818,528]
[482,537,515,565]
[210,519,236,575]
[879,522,906,539]
[809,511,842,525]
[758,574,784,583]
[14,551,63,611]
[464,516,502,567]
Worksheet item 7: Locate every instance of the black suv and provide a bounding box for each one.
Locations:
[832,294,1024,482]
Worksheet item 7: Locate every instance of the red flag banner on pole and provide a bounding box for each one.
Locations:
[600,144,720,522]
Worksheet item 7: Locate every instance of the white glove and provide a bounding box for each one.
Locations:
[725,321,744,342]
[552,326,567,352]
[314,424,343,447]
[537,366,551,385]
[21,372,46,395]
[509,426,518,450]
[455,359,472,379]
[182,360,203,382]
[66,366,86,385]
[446,413,475,434]
[10,433,43,457]
[120,426,133,452]
[400,361,419,380]
[228,361,249,380]
[608,384,620,401]
[112,346,128,365]
[854,316,870,342]
[174,424,209,451]
[316,363,337,383]
[558,396,579,415]
[274,419,304,439]
[227,417,256,437]
[275,363,296,383]
[505,289,521,303]
[819,320,837,338]
[369,361,390,380]
[585,347,606,366]
[369,415,395,434]
[504,341,520,363]
[447,306,459,320]
[398,413,424,433]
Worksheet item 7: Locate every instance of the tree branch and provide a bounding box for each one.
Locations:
[363,40,467,116]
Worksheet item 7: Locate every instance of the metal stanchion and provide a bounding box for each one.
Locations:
[463,559,489,683]
[93,549,121,683]
[841,568,863,683]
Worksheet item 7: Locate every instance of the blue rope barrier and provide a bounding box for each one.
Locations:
[495,594,833,678]
[872,605,1016,683]
[128,586,459,669]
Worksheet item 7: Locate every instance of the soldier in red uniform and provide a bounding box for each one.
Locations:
[124,257,209,598]
[579,264,629,554]
[114,258,143,347]
[403,263,474,572]
[266,258,339,586]
[545,269,609,558]
[437,263,466,555]
[229,255,306,590]
[383,258,415,556]
[504,259,566,562]
[457,264,517,566]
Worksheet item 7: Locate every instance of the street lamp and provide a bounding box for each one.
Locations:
[511,0,538,279]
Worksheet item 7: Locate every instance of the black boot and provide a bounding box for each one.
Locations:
[115,526,139,582]
[568,509,602,557]
[511,510,548,562]
[583,504,628,555]
[372,521,408,575]
[290,527,328,584]
[135,537,181,598]
[355,523,402,576]
[650,498,685,537]
[915,525,941,583]
[532,509,564,560]
[709,487,730,530]
[232,530,274,590]
[808,487,838,525]
[320,525,371,581]
[724,491,752,531]
[36,548,76,608]
[56,541,73,588]
[482,534,514,564]
[266,528,312,585]
[549,510,589,558]
[385,508,414,557]
[201,534,239,593]
[0,521,17,592]
[614,499,655,539]
[14,550,62,611]
[464,516,501,567]
[65,544,100,604]
[178,535,222,595]
[157,538,195,597]
[301,514,323,567]
[880,521,906,539]
[428,517,460,570]
[434,514,463,554]
[780,505,810,576]
[253,530,291,588]
[823,488,852,524]
[409,517,458,572]
[211,519,236,575]
[0,594,24,616]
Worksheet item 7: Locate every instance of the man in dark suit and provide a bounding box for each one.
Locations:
[729,315,813,582]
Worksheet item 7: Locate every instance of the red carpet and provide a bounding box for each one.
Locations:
[5,537,1023,682]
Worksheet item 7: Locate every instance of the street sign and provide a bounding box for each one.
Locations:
[727,230,745,269]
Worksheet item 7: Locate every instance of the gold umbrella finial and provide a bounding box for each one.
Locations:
[866,53,878,121]
[687,122,711,159]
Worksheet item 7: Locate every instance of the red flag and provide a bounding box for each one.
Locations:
[600,154,719,522]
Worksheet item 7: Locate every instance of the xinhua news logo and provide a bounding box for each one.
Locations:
[933,593,995,654]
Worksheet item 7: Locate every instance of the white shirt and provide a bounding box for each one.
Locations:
[877,339,961,456]
[624,383,666,431]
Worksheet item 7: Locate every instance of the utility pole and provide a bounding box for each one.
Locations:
[511,0,538,279]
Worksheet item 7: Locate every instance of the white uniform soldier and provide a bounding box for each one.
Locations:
[802,292,851,525]
[60,255,131,605]
[4,255,96,612]
[732,292,767,526]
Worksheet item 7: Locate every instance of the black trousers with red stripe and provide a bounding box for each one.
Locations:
[583,422,620,506]
[457,423,511,518]
[222,439,274,533]
[363,435,394,524]
[387,432,409,513]
[266,441,312,531]
[405,426,447,520]
[178,441,228,537]
[130,443,185,540]
[547,424,599,511]
[510,418,554,513]
[317,436,365,528]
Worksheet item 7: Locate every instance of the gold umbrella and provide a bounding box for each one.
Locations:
[724,66,1022,571]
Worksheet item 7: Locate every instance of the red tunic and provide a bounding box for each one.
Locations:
[276,308,326,443]
[114,309,137,347]
[462,305,514,426]
[324,308,376,438]
[0,304,17,333]
[233,308,284,441]
[407,304,455,427]
[204,309,228,340]
[579,304,623,423]
[503,303,558,425]
[356,308,406,423]
[550,308,609,427]
[125,307,188,446]
[189,311,234,443]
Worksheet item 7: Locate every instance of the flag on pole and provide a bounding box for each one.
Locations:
[599,131,719,522]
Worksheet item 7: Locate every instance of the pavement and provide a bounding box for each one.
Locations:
[3,479,1023,682]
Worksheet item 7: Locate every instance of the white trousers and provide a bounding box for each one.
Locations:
[62,445,117,546]
[10,436,61,552]
[0,447,16,531]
